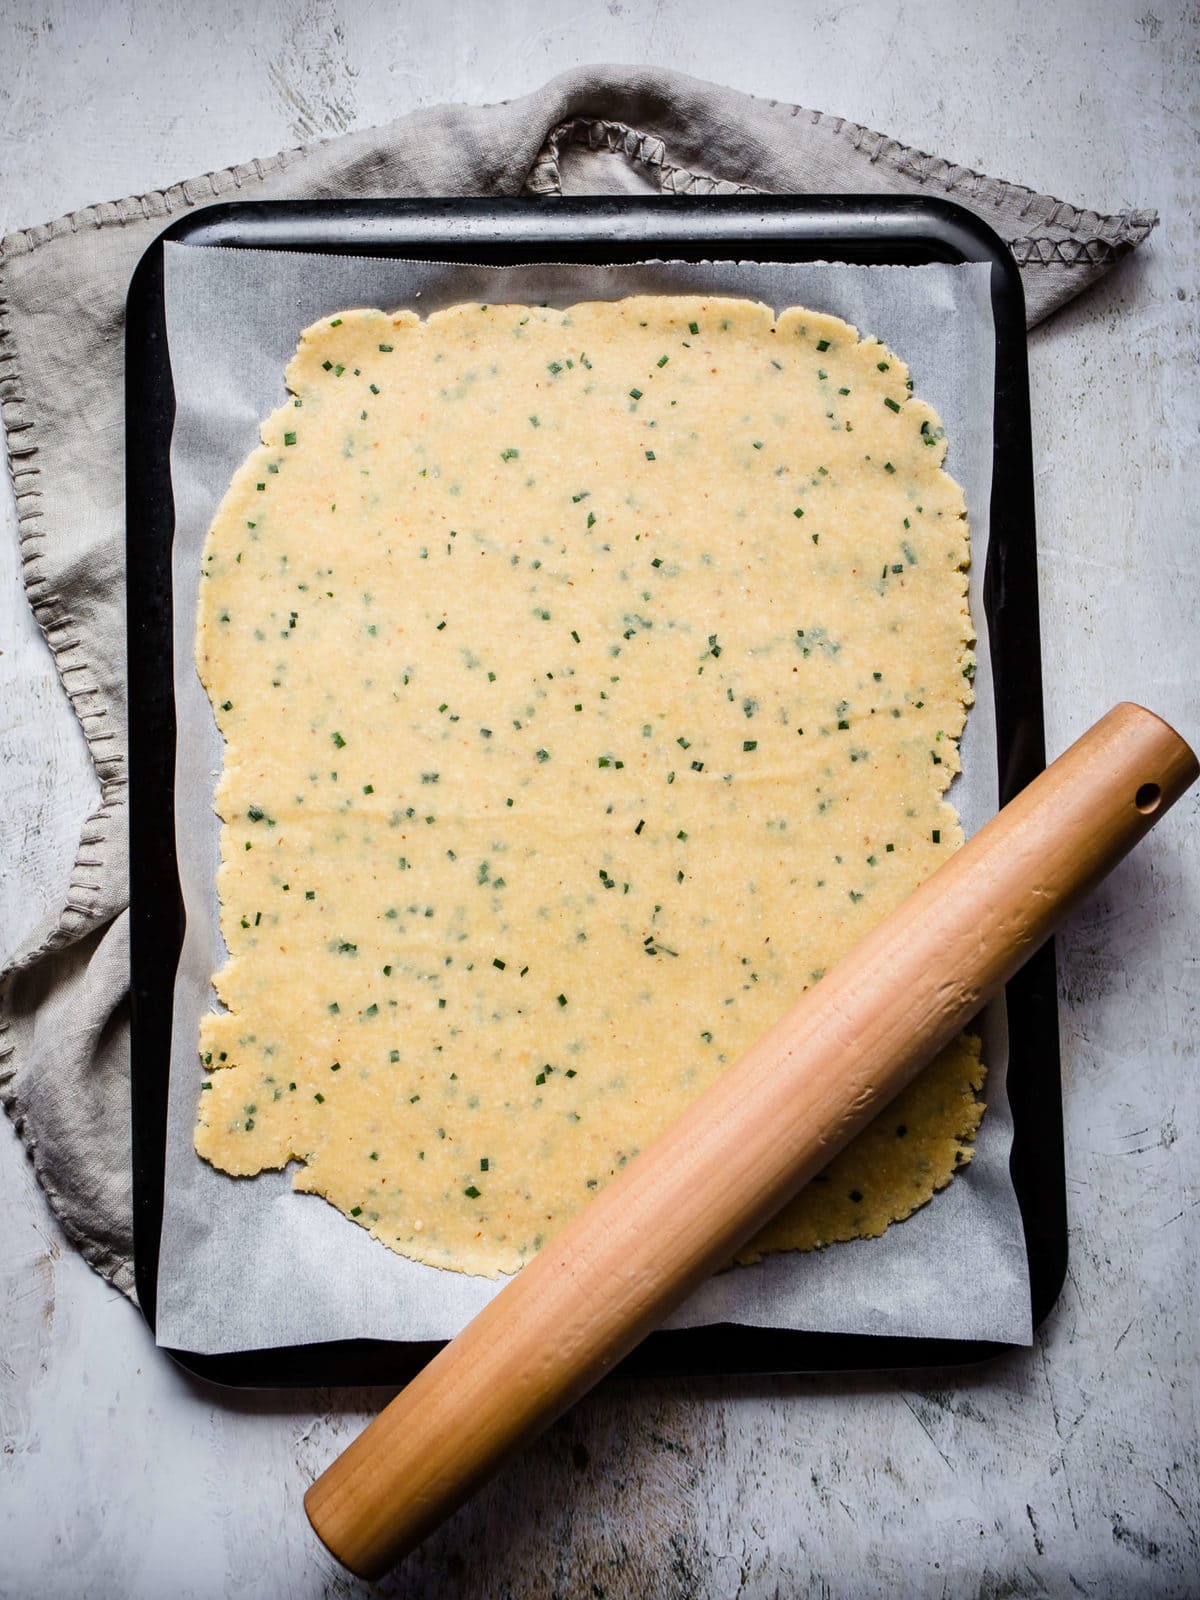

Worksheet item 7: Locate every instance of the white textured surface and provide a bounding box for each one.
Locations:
[1,2,1197,1596]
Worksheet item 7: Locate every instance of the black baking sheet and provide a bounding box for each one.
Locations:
[126,195,1064,1388]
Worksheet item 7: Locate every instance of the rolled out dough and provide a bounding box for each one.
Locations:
[194,295,981,1276]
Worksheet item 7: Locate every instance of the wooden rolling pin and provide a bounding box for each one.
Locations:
[305,701,1196,1578]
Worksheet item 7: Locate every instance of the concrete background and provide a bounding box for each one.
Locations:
[1,1,1197,1595]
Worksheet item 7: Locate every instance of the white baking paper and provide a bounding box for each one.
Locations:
[156,244,1032,1354]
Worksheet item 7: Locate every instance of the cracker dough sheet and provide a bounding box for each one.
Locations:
[194,295,982,1278]
[158,250,1032,1353]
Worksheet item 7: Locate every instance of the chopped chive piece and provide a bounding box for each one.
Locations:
[332,731,346,748]
[644,450,656,461]
[743,740,757,752]
[688,321,700,335]
[464,1185,481,1199]
[657,355,669,368]
[932,829,941,843]
[629,387,642,400]
[283,431,296,446]
[884,397,901,412]
[816,339,831,352]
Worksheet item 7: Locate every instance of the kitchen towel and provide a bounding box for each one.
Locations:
[0,63,1157,1298]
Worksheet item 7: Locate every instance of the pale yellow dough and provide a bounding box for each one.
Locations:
[195,295,980,1276]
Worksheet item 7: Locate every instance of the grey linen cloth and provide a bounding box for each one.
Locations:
[0,64,1158,1299]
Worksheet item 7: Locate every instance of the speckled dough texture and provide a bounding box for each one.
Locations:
[195,295,981,1276]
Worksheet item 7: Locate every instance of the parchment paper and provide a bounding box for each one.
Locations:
[156,245,1031,1354]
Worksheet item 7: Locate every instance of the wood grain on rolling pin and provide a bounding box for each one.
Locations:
[305,702,1198,1579]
